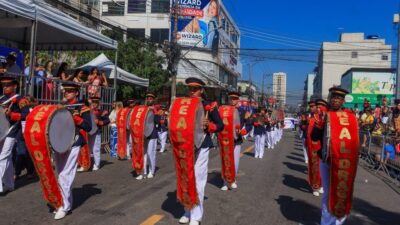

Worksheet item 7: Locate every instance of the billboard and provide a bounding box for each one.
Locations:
[343,71,395,105]
[172,0,220,51]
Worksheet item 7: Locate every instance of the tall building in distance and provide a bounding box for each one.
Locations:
[313,32,392,99]
[273,72,287,107]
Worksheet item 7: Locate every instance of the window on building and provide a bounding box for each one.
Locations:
[382,54,389,61]
[150,29,169,43]
[151,0,170,13]
[351,51,358,58]
[127,28,146,39]
[102,1,125,16]
[128,0,146,13]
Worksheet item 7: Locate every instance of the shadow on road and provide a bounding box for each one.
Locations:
[346,198,400,225]
[207,171,223,189]
[14,176,39,190]
[161,191,183,219]
[291,152,304,158]
[283,161,308,174]
[72,184,102,210]
[243,152,255,158]
[286,156,304,163]
[282,174,312,193]
[276,195,319,225]
[100,160,113,168]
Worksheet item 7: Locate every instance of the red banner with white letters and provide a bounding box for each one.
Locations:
[78,130,91,171]
[116,108,130,159]
[327,111,359,218]
[306,115,321,190]
[24,105,63,209]
[217,106,236,185]
[130,106,148,175]
[169,97,200,210]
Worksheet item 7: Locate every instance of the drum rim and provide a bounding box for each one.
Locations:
[144,107,154,138]
[88,110,99,135]
[46,107,75,153]
[195,100,205,149]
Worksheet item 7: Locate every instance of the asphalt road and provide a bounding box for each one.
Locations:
[1,131,399,225]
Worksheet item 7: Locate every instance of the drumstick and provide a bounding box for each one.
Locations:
[0,94,19,106]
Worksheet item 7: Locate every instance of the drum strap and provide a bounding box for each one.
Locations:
[327,111,359,218]
[130,106,148,175]
[116,108,129,159]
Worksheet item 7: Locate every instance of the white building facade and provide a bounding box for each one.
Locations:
[303,73,315,105]
[273,72,287,107]
[314,33,392,99]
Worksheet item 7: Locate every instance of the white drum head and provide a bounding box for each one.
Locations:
[233,108,240,140]
[48,109,75,153]
[0,107,10,141]
[144,110,154,137]
[88,111,98,135]
[194,103,205,149]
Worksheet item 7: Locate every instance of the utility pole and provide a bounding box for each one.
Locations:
[169,0,180,102]
[395,13,400,99]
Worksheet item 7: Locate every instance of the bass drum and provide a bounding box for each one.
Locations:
[233,108,240,140]
[88,110,98,135]
[144,109,154,138]
[48,108,76,153]
[0,107,10,141]
[126,108,133,130]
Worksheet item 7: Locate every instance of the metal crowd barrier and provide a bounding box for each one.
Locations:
[3,72,115,151]
[359,129,400,185]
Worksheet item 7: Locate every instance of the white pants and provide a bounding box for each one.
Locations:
[302,138,309,162]
[126,132,132,159]
[0,137,16,192]
[266,131,273,149]
[158,131,168,152]
[320,161,347,225]
[184,147,209,221]
[254,134,265,158]
[143,139,157,175]
[54,146,81,212]
[89,133,101,167]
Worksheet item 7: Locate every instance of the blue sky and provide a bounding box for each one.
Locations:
[223,0,399,105]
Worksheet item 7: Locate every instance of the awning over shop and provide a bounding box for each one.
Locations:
[78,53,149,88]
[0,0,117,50]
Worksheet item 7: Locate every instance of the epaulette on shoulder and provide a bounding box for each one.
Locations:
[210,101,218,110]
[80,105,90,114]
[18,98,28,109]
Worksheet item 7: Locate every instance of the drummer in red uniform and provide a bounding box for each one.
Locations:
[53,83,92,220]
[87,96,109,171]
[0,76,29,194]
[178,77,224,225]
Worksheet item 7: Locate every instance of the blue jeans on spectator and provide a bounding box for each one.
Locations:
[110,125,118,158]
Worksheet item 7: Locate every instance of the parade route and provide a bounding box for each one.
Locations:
[1,130,399,225]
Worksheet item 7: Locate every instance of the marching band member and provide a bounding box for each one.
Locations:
[301,101,317,164]
[178,77,224,225]
[88,96,109,171]
[53,83,92,220]
[0,76,29,194]
[311,87,359,225]
[155,105,168,153]
[253,109,266,159]
[136,92,158,180]
[306,99,327,197]
[265,109,274,150]
[220,91,249,191]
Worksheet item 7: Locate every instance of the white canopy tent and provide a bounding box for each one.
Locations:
[78,53,149,88]
[0,0,119,97]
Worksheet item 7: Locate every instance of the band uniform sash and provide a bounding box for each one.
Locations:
[129,105,149,175]
[78,130,91,171]
[116,108,130,159]
[217,105,237,185]
[24,105,63,209]
[327,111,359,218]
[168,97,200,210]
[306,115,321,190]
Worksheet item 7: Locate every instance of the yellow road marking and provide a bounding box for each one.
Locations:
[139,214,165,225]
[240,145,255,157]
